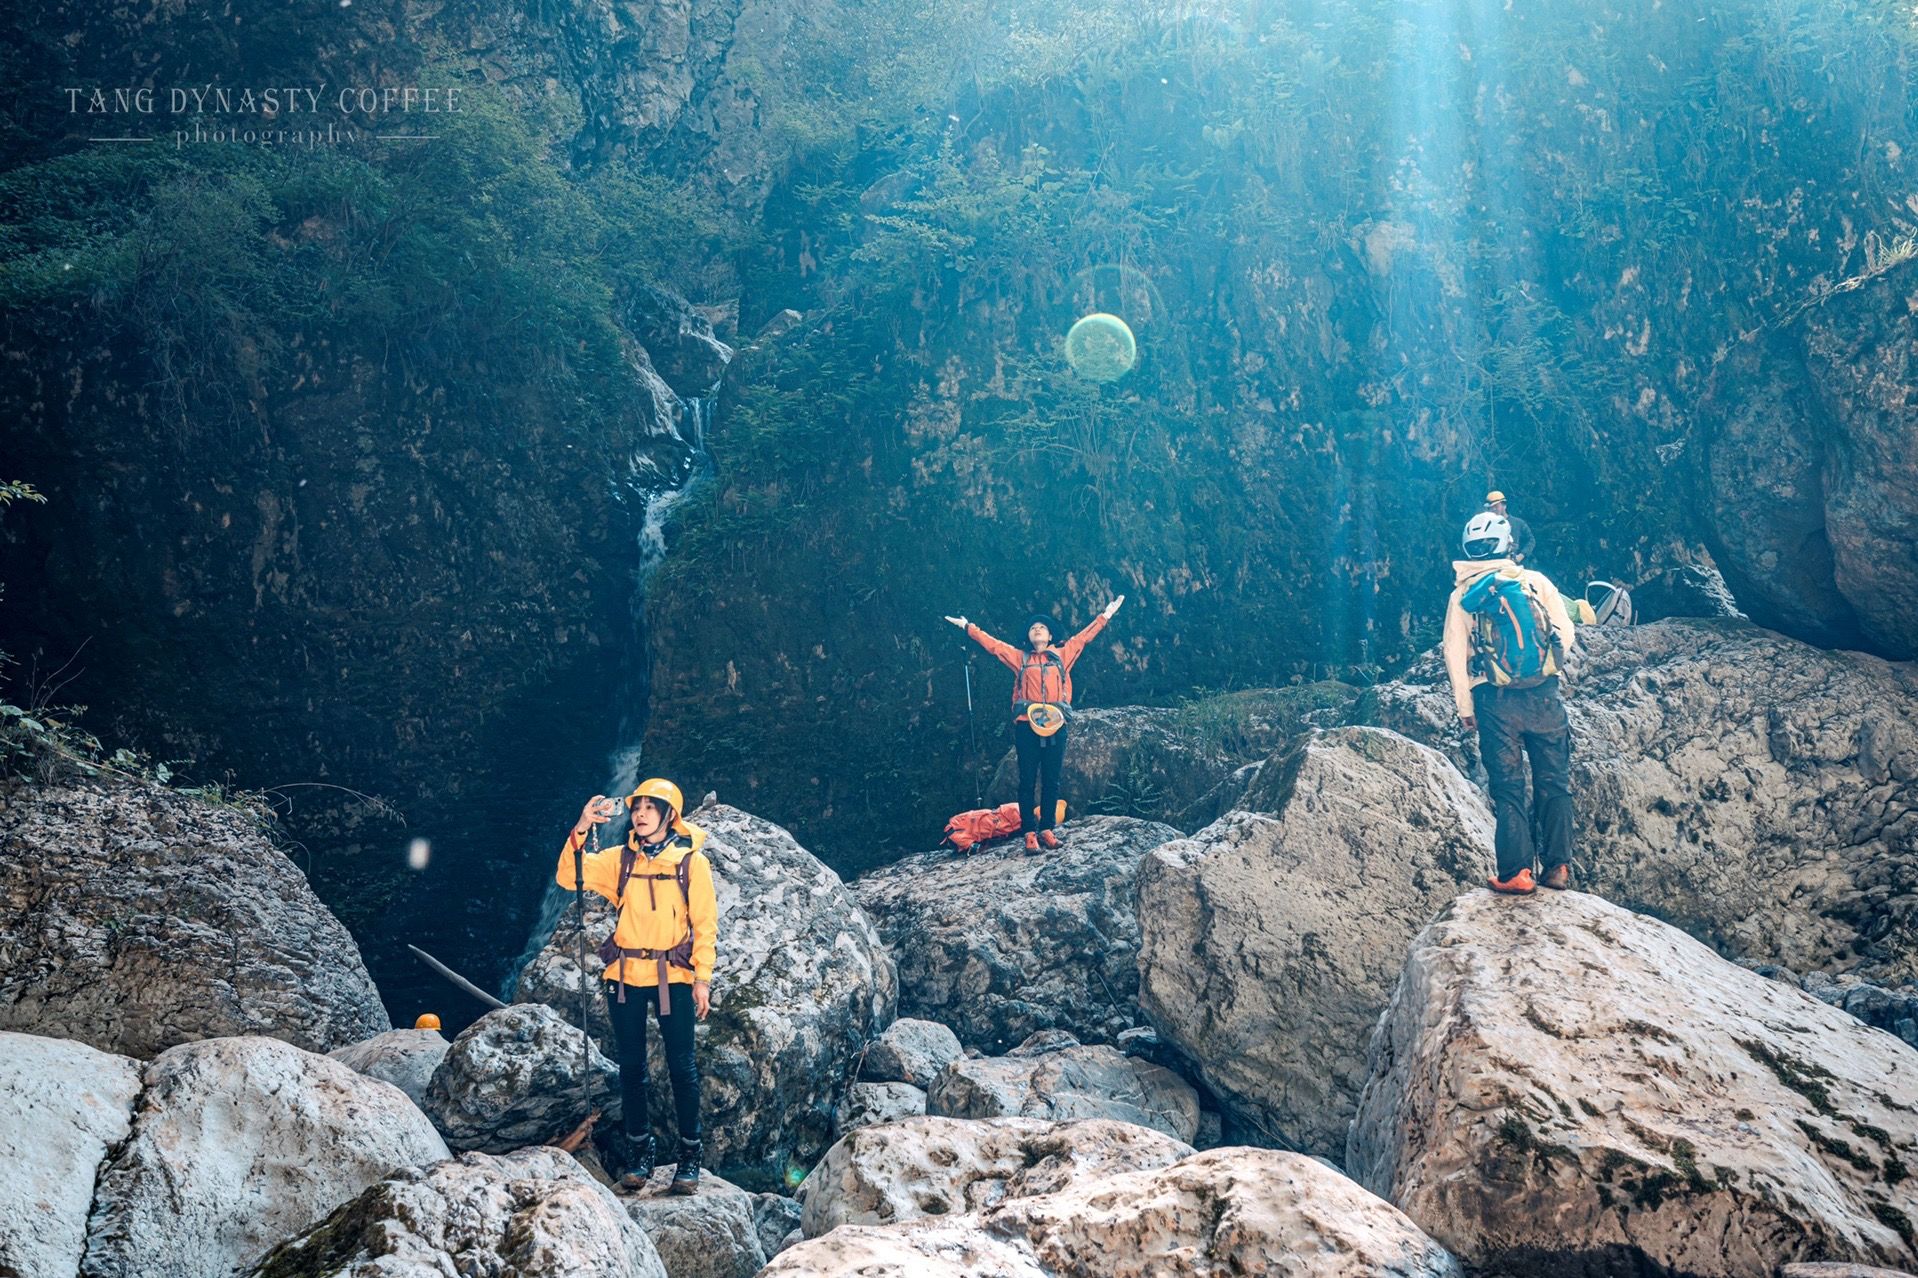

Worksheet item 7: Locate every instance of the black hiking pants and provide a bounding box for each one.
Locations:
[1474,679,1574,880]
[1013,719,1069,833]
[604,979,700,1146]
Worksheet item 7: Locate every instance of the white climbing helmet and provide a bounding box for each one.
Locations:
[1462,512,1513,560]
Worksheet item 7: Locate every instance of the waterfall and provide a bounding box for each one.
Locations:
[506,388,715,994]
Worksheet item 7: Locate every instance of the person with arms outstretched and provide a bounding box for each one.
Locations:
[945,596,1125,854]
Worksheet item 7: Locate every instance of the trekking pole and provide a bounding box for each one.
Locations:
[574,807,599,1131]
[963,651,983,806]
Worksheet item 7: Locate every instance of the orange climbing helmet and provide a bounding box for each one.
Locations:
[628,777,694,836]
[414,1014,442,1031]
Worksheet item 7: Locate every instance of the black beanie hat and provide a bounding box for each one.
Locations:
[1026,614,1059,641]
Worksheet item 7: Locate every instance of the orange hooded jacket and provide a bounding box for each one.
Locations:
[965,614,1109,722]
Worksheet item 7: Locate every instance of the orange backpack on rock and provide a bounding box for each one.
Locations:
[941,801,1068,852]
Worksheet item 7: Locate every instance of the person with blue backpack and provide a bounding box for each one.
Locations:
[1443,511,1579,895]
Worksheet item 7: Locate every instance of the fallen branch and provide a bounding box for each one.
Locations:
[407,943,508,1011]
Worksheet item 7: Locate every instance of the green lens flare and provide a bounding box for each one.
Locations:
[1064,312,1137,382]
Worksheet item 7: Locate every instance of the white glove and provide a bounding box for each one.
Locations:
[945,615,969,629]
[1102,595,1125,619]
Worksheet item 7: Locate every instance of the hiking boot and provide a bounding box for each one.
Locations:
[1539,864,1572,891]
[669,1139,702,1195]
[1023,833,1041,855]
[605,1130,655,1194]
[1038,830,1062,850]
[1488,868,1537,895]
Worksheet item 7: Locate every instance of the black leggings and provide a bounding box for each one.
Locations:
[1013,719,1069,833]
[604,979,700,1144]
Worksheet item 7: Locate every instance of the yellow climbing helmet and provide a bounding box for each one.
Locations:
[414,1014,442,1031]
[628,777,694,836]
[1485,489,1507,505]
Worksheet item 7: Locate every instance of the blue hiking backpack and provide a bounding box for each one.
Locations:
[1460,569,1560,688]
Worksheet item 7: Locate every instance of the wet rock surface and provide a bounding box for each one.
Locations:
[0,773,390,1058]
[1361,620,1918,986]
[926,1031,1201,1144]
[1138,727,1492,1157]
[852,815,1182,1052]
[517,803,896,1190]
[422,1003,622,1152]
[82,1035,450,1278]
[242,1147,666,1278]
[1348,890,1918,1276]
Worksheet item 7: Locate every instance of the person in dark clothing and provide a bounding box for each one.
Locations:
[1443,512,1578,894]
[945,597,1125,853]
[1485,490,1536,564]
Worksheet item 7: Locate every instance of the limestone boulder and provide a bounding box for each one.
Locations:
[620,1168,764,1278]
[423,1003,622,1152]
[926,1032,1200,1144]
[1348,891,1918,1276]
[1360,620,1918,985]
[1137,727,1491,1157]
[241,1147,665,1278]
[852,815,1181,1052]
[837,1081,926,1134]
[0,1031,142,1278]
[0,773,389,1058]
[798,1115,1192,1238]
[858,1017,962,1089]
[82,1035,449,1278]
[774,1148,1460,1277]
[326,1028,448,1108]
[517,802,896,1191]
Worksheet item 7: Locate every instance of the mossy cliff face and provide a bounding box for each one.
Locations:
[642,0,1918,872]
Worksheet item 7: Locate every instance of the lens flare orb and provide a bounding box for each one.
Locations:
[1063,312,1137,383]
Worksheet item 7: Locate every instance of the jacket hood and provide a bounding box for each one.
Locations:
[1453,557,1516,587]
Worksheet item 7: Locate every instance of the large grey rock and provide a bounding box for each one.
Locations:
[82,1035,449,1278]
[0,1032,142,1278]
[1137,727,1491,1158]
[985,688,1359,829]
[423,1003,622,1152]
[1348,891,1918,1276]
[1361,620,1918,985]
[851,815,1181,1053]
[0,774,389,1058]
[857,1017,961,1089]
[326,1029,448,1109]
[750,1193,803,1261]
[242,1147,666,1278]
[620,1168,764,1278]
[626,284,734,399]
[774,1147,1461,1277]
[926,1032,1200,1144]
[517,802,896,1191]
[798,1115,1193,1238]
[836,1081,926,1135]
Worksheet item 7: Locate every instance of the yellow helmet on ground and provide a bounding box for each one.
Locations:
[415,1014,442,1031]
[628,777,694,836]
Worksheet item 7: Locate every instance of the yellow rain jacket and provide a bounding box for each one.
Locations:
[556,823,718,989]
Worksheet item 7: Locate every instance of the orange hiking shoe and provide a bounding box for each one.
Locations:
[1540,864,1572,891]
[1038,830,1061,850]
[1489,867,1537,895]
[1024,833,1041,855]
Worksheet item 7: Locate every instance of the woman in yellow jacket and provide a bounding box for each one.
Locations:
[559,777,717,1194]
